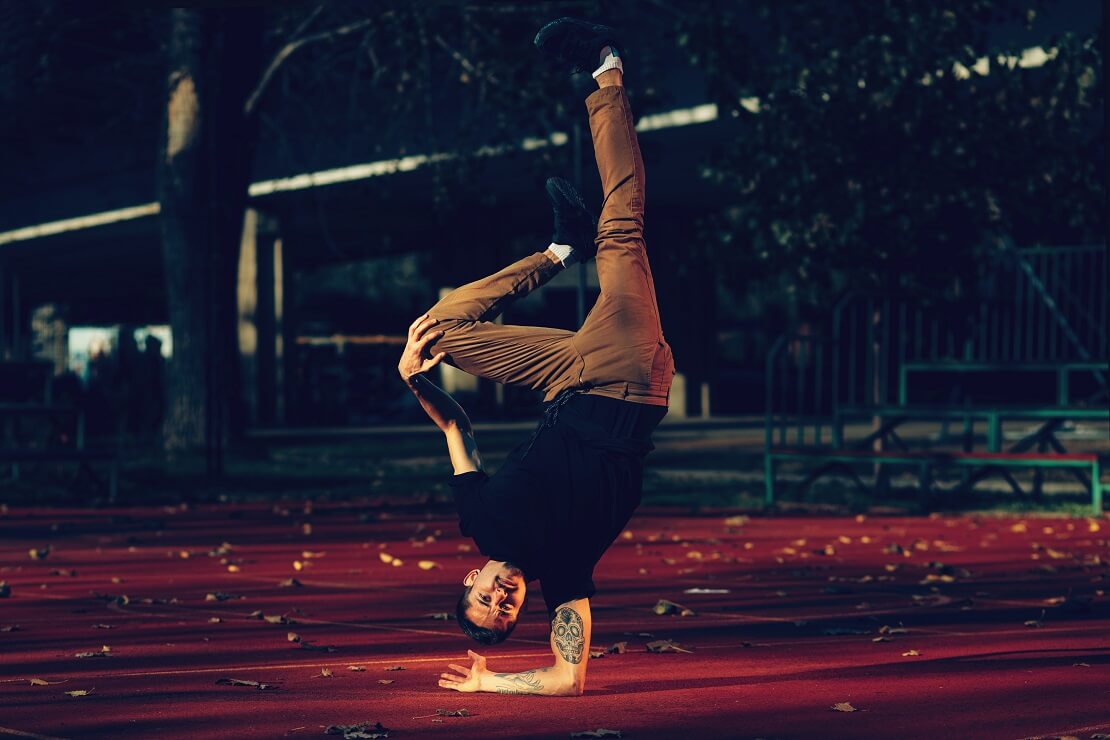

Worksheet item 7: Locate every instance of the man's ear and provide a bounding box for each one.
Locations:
[462,569,480,587]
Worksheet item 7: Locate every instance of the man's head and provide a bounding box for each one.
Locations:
[456,560,528,645]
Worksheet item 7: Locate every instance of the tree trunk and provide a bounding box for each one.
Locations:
[158,8,263,469]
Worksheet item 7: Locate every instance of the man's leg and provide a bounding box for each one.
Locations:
[426,250,583,399]
[572,69,674,404]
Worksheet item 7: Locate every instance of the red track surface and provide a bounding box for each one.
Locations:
[1,502,1107,739]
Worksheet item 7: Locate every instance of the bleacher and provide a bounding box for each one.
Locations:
[764,244,1108,513]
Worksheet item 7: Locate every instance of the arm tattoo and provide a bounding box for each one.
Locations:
[552,606,585,664]
[492,669,544,694]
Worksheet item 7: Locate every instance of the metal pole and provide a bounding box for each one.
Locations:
[573,122,586,327]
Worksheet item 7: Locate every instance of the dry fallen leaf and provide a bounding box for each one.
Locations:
[215,677,275,690]
[227,564,241,573]
[74,650,109,658]
[324,722,390,738]
[287,632,301,643]
[205,592,237,602]
[377,679,394,685]
[279,578,302,588]
[418,561,439,570]
[379,553,395,564]
[570,730,623,739]
[347,666,366,672]
[652,599,696,617]
[646,639,692,654]
[902,650,922,657]
[316,668,333,678]
[264,614,288,625]
[300,641,337,652]
[606,642,628,655]
[29,547,50,560]
[30,678,67,686]
[831,702,859,712]
[383,665,406,671]
[871,636,891,643]
[65,689,91,697]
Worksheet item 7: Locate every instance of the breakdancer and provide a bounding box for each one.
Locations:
[397,18,674,696]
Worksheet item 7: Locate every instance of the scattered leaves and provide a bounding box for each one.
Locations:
[379,553,395,564]
[30,678,67,686]
[831,702,860,712]
[215,677,275,690]
[417,561,439,570]
[383,665,406,671]
[316,668,333,678]
[65,689,91,697]
[347,666,366,672]
[264,614,289,625]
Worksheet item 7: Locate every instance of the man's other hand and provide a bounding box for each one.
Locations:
[398,314,446,383]
[439,649,486,692]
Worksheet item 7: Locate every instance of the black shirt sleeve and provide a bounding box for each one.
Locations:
[449,470,489,538]
[541,569,596,616]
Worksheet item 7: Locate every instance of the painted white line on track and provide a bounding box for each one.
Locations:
[0,727,69,740]
[0,650,555,685]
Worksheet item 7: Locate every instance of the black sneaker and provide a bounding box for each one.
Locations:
[545,177,597,260]
[534,17,620,75]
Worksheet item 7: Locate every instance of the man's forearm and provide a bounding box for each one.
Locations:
[479,666,580,697]
[404,373,470,432]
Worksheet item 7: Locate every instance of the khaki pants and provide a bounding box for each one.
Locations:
[427,86,675,407]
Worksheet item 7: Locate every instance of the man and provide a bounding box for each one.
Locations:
[397,17,674,696]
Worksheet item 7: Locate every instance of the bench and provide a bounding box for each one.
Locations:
[765,448,1102,514]
[0,449,119,501]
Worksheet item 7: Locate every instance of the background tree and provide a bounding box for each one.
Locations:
[670,0,1103,323]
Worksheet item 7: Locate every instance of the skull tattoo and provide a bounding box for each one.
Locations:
[553,606,584,664]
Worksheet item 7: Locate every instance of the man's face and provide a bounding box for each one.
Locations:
[462,561,527,631]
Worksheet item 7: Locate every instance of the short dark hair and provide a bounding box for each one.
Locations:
[456,586,517,645]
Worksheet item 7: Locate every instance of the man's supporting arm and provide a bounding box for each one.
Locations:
[440,599,592,696]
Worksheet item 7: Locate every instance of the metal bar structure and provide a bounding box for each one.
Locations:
[766,243,1107,510]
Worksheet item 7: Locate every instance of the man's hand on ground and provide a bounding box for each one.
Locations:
[398,314,446,383]
[439,649,487,692]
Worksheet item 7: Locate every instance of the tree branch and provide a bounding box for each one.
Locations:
[244,13,377,116]
[434,33,501,86]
